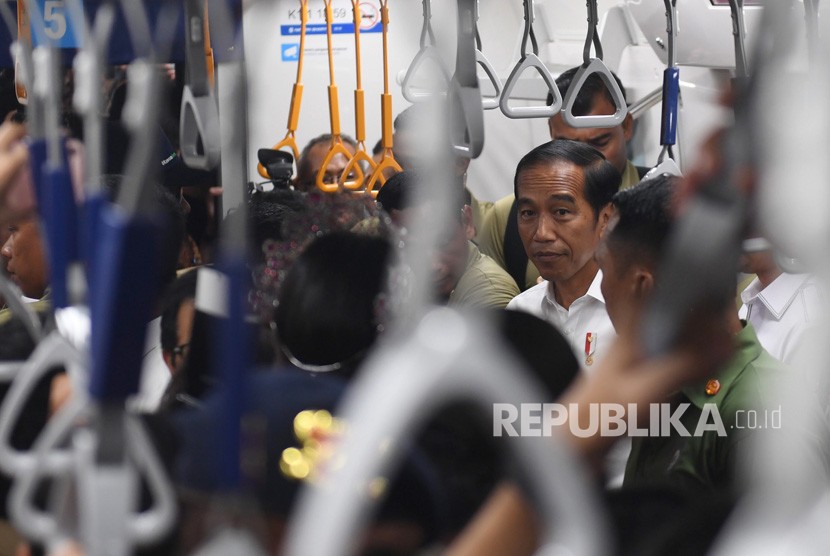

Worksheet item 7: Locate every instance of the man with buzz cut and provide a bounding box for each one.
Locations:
[596,174,786,491]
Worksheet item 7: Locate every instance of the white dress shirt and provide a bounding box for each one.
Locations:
[507,270,617,370]
[739,273,824,365]
[507,270,628,486]
[54,309,171,412]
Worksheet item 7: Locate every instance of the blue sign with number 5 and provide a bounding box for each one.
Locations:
[32,0,80,48]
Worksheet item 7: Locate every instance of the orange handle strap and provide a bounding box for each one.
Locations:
[324,0,336,86]
[366,93,401,195]
[340,149,376,190]
[328,85,341,136]
[316,139,365,192]
[380,92,394,149]
[339,0,377,190]
[15,0,29,103]
[203,0,215,87]
[354,88,366,145]
[351,0,366,144]
[366,1,402,196]
[258,0,308,179]
[316,0,363,192]
[380,0,391,95]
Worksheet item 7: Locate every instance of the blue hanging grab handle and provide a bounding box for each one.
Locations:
[87,206,160,402]
[214,256,252,491]
[29,10,82,309]
[66,0,117,309]
[41,156,80,309]
[660,0,679,153]
[88,1,181,402]
[659,68,680,148]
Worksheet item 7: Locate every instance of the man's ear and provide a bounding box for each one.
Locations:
[632,267,655,299]
[462,204,475,240]
[622,112,634,142]
[598,203,614,237]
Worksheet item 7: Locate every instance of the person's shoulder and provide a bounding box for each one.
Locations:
[457,250,521,308]
[481,194,516,227]
[506,280,547,311]
[720,341,783,417]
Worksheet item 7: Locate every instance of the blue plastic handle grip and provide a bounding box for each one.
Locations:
[88,205,160,402]
[215,255,251,490]
[81,194,107,311]
[660,67,680,146]
[28,139,48,210]
[41,163,79,309]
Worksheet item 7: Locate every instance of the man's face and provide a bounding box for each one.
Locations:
[739,247,777,276]
[394,203,472,301]
[548,94,633,174]
[1,217,48,299]
[516,161,608,287]
[432,223,469,299]
[297,142,357,191]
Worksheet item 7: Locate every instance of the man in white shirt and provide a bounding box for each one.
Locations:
[507,140,620,370]
[739,244,823,364]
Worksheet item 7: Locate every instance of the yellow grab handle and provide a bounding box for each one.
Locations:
[339,149,376,191]
[203,0,215,87]
[354,88,365,144]
[287,82,304,131]
[381,93,394,149]
[15,0,29,103]
[258,0,308,179]
[316,139,364,193]
[255,81,302,178]
[328,85,341,136]
[366,150,402,197]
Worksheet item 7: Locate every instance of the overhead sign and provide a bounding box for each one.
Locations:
[29,0,81,48]
[279,0,381,63]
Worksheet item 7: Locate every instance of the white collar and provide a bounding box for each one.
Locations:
[544,270,604,308]
[741,273,811,320]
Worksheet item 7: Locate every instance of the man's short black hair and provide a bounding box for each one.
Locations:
[100,174,187,290]
[608,173,677,271]
[547,66,628,116]
[513,139,620,219]
[377,170,465,215]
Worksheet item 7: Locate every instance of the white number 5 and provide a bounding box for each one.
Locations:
[43,0,67,41]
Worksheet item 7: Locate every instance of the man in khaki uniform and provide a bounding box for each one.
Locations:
[377,171,519,309]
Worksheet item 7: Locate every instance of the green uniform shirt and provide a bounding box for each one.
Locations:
[476,160,642,290]
[623,323,781,492]
[0,292,51,327]
[448,242,520,309]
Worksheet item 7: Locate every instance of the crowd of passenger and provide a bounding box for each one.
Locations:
[0,59,825,556]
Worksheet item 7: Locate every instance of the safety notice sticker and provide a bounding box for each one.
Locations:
[281,1,381,36]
